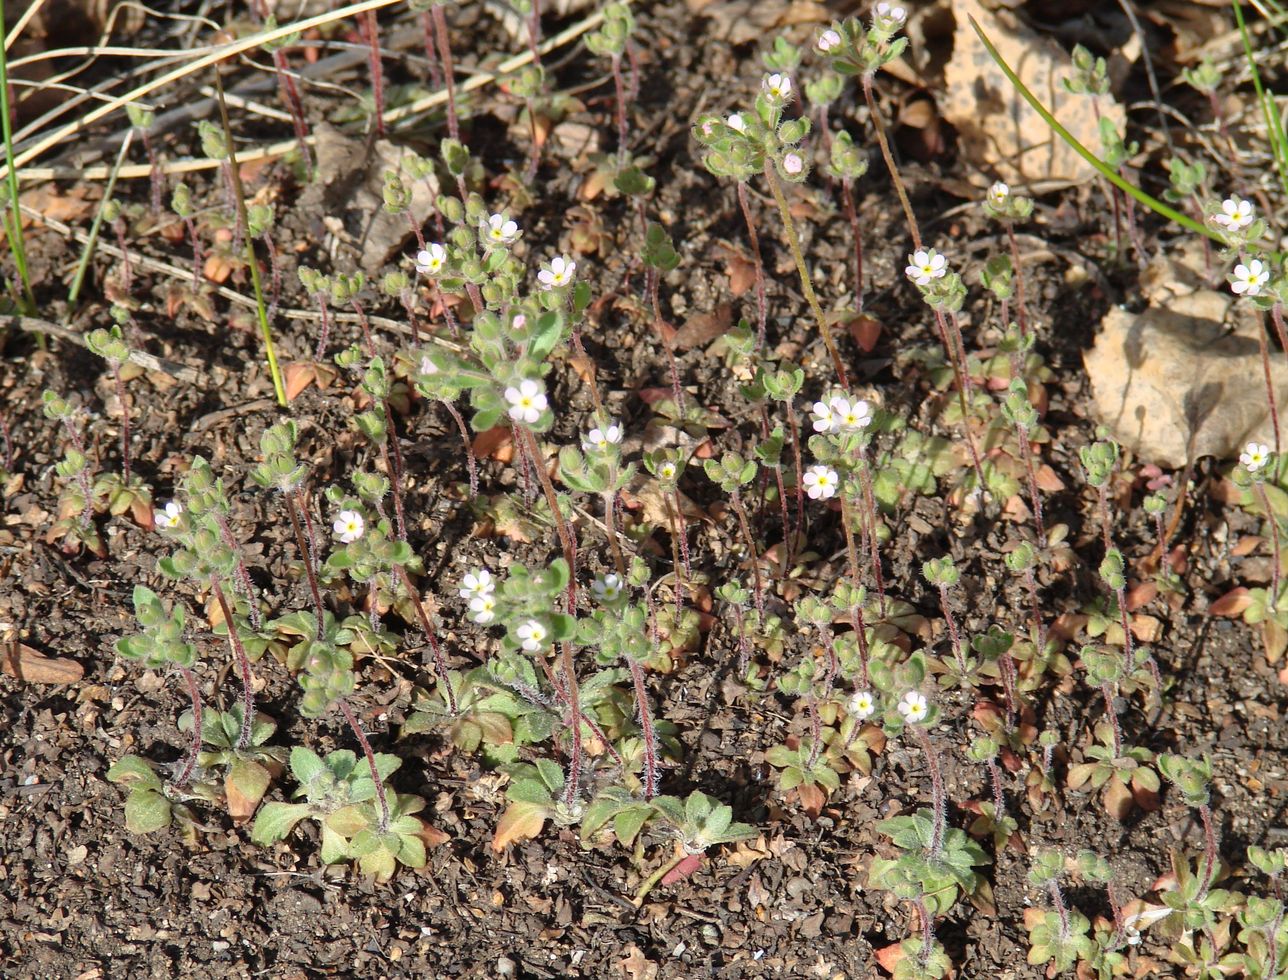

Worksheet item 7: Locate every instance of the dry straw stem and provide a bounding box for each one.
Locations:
[8,4,606,183]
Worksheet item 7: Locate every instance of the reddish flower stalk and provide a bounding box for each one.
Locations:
[431,4,460,142]
[270,48,312,176]
[735,181,768,349]
[729,488,765,621]
[285,491,326,631]
[439,399,478,495]
[211,579,256,751]
[174,665,203,787]
[362,12,386,137]
[338,696,390,832]
[395,565,457,716]
[110,363,132,485]
[627,659,658,797]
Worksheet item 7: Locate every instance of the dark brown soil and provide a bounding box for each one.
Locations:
[3,2,1286,979]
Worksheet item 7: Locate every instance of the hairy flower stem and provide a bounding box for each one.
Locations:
[861,74,921,250]
[648,271,686,414]
[440,399,478,495]
[932,309,986,491]
[212,512,261,630]
[418,11,444,89]
[937,582,966,673]
[110,364,132,485]
[313,291,333,361]
[211,579,256,751]
[271,49,312,177]
[138,128,163,218]
[840,178,864,311]
[181,213,203,286]
[352,299,375,357]
[785,402,805,567]
[1101,682,1123,757]
[856,447,888,615]
[763,163,848,386]
[669,489,692,582]
[1014,420,1046,540]
[394,564,457,715]
[361,12,386,137]
[915,896,936,968]
[987,756,1006,819]
[112,218,133,295]
[735,181,768,350]
[338,696,390,832]
[1198,802,1220,896]
[381,401,408,543]
[285,492,325,634]
[1005,224,1030,337]
[431,4,460,142]
[174,665,203,787]
[1254,481,1282,603]
[517,424,583,804]
[610,52,630,167]
[1250,307,1282,454]
[627,659,659,797]
[911,724,946,859]
[1048,879,1072,941]
[56,416,95,526]
[732,601,752,677]
[729,488,766,621]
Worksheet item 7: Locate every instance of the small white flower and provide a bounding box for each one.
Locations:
[517,619,548,652]
[810,399,837,433]
[1214,196,1254,231]
[538,254,576,290]
[459,569,495,601]
[1241,442,1271,473]
[830,396,873,430]
[505,378,548,424]
[592,573,623,602]
[782,152,804,175]
[727,112,747,134]
[848,690,876,720]
[510,313,528,333]
[415,243,447,276]
[802,464,839,500]
[817,29,841,52]
[659,461,678,481]
[875,2,907,26]
[1230,260,1269,297]
[763,73,792,101]
[905,248,948,286]
[333,510,365,543]
[988,182,1010,207]
[481,212,519,246]
[583,423,623,452]
[419,355,438,376]
[154,500,183,529]
[468,594,497,625]
[898,690,928,724]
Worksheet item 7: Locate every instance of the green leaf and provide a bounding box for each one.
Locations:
[124,789,172,834]
[250,802,312,844]
[107,755,163,792]
[289,746,326,785]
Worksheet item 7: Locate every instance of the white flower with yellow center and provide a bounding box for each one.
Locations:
[988,182,1010,208]
[505,379,548,424]
[517,619,548,652]
[583,424,622,452]
[154,500,183,529]
[333,510,365,543]
[468,594,497,625]
[1241,442,1271,473]
[481,213,519,246]
[538,255,576,290]
[830,396,872,430]
[810,399,837,433]
[898,690,928,724]
[592,574,623,603]
[459,569,495,601]
[415,243,447,276]
[1230,260,1269,297]
[802,464,839,500]
[905,248,948,286]
[848,690,876,720]
[659,461,678,481]
[763,73,792,101]
[1214,196,1254,231]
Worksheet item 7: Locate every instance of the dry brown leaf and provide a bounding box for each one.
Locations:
[1035,464,1065,492]
[472,426,514,463]
[845,315,883,353]
[203,253,237,284]
[720,246,758,298]
[2,642,83,684]
[671,303,733,351]
[492,802,547,852]
[617,945,659,980]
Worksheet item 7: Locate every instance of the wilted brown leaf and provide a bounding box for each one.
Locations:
[2,642,83,684]
[492,801,547,852]
[671,303,732,351]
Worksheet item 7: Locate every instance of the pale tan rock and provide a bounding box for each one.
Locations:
[1084,248,1288,469]
[941,0,1125,187]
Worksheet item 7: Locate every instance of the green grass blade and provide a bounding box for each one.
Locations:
[967,14,1228,248]
[1234,0,1288,198]
[68,132,133,307]
[0,3,35,313]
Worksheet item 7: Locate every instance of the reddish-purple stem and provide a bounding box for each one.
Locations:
[174,665,203,788]
[211,579,256,751]
[735,181,768,349]
[338,696,390,832]
[362,12,386,137]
